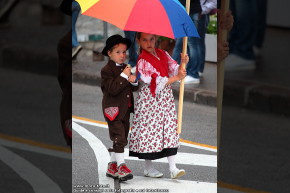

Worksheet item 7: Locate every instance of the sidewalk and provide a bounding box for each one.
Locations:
[72,41,217,107]
[223,27,290,115]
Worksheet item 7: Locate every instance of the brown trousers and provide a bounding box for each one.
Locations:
[107,109,130,153]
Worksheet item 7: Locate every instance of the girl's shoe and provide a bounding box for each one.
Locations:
[144,168,163,178]
[170,168,185,179]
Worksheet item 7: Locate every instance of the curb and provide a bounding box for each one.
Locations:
[0,45,58,76]
[223,79,290,116]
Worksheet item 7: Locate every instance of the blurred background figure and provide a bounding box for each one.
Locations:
[225,0,267,71]
[172,0,202,84]
[199,0,217,77]
[172,0,217,84]
[124,31,138,72]
[72,0,82,58]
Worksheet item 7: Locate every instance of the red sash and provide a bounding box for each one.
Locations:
[137,49,169,97]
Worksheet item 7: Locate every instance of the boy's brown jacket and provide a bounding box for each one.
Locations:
[101,60,139,121]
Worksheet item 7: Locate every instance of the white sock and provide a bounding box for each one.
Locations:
[110,152,116,163]
[115,153,125,166]
[167,155,177,172]
[145,160,154,171]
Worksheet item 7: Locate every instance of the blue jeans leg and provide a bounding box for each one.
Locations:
[254,0,267,48]
[72,1,81,47]
[124,31,138,67]
[229,0,256,60]
[198,14,209,73]
[172,13,201,79]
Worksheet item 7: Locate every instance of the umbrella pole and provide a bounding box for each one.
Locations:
[177,0,191,134]
[217,0,230,164]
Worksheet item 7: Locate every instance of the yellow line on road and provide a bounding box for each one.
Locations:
[72,115,108,125]
[0,133,71,153]
[72,115,217,149]
[180,138,217,150]
[218,181,270,193]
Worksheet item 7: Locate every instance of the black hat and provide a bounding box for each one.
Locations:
[102,34,131,56]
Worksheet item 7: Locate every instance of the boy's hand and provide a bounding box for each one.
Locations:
[128,75,136,83]
[123,66,131,76]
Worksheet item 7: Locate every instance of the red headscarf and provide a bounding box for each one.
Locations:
[137,48,169,97]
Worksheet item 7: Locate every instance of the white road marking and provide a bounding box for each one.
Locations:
[0,139,71,160]
[124,148,217,168]
[72,117,217,152]
[72,122,114,188]
[0,145,63,193]
[121,176,216,193]
[180,141,217,152]
[72,117,108,129]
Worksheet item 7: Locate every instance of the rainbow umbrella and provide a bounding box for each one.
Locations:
[76,0,199,39]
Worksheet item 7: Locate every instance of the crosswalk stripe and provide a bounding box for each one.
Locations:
[72,122,114,188]
[0,145,63,193]
[124,148,216,168]
[0,138,71,160]
[121,176,216,193]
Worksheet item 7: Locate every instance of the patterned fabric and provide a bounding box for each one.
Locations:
[129,84,179,154]
[104,107,119,121]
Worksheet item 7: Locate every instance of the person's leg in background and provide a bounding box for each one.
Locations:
[172,12,201,84]
[172,37,183,64]
[225,0,257,71]
[124,31,138,68]
[185,12,201,84]
[253,0,267,56]
[198,13,210,77]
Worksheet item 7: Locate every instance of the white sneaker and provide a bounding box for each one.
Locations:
[183,76,200,84]
[144,168,163,178]
[170,168,185,179]
[198,72,203,77]
[225,54,255,71]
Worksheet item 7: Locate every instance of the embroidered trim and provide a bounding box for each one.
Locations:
[104,107,119,121]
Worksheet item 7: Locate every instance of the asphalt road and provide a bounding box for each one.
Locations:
[0,68,71,193]
[72,82,217,193]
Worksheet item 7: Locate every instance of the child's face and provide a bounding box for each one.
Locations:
[137,33,156,54]
[108,43,127,64]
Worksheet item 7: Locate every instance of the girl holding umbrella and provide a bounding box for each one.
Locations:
[129,32,188,179]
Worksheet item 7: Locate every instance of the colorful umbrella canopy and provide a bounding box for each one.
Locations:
[76,0,199,39]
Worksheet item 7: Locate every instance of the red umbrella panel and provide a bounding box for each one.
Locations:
[76,0,199,39]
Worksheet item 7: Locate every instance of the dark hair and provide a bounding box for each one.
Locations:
[136,32,158,53]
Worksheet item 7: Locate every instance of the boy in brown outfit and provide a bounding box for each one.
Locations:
[101,34,139,181]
